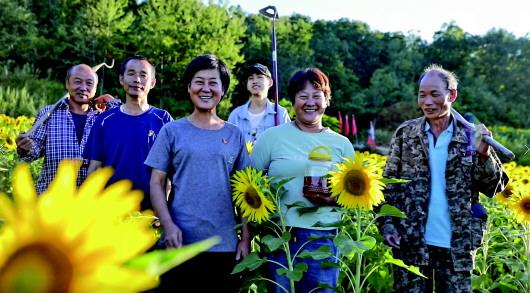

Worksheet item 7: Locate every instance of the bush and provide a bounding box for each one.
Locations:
[492,126,530,166]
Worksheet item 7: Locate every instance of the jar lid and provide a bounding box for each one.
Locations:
[308,146,332,161]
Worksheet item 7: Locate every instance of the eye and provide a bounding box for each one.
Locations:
[297,95,308,100]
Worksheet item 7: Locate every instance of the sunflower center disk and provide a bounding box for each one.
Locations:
[523,200,530,211]
[245,187,263,209]
[0,243,73,292]
[344,170,368,196]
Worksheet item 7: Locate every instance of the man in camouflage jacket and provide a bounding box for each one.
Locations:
[378,65,508,292]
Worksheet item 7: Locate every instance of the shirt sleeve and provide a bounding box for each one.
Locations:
[21,106,50,162]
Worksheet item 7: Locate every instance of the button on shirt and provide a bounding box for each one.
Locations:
[424,121,454,248]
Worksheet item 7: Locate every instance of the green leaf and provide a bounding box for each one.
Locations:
[126,236,220,276]
[285,201,310,209]
[231,252,267,274]
[278,263,308,282]
[376,204,406,218]
[297,206,320,215]
[298,245,333,260]
[334,233,355,259]
[312,221,343,228]
[320,261,341,269]
[281,231,292,242]
[262,234,283,252]
[385,255,426,278]
[380,177,410,184]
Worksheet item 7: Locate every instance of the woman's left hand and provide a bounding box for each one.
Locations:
[235,238,250,261]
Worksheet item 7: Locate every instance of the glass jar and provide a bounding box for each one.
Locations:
[303,146,335,206]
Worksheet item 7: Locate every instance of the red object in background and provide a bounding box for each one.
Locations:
[351,114,358,136]
[337,111,343,134]
[93,94,114,111]
[367,120,377,150]
[343,114,350,137]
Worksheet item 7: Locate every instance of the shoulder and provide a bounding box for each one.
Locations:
[229,103,248,118]
[394,117,423,135]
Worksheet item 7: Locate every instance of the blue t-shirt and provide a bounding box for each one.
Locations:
[84,106,172,209]
[144,118,250,252]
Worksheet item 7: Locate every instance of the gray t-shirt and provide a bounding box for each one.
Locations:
[145,118,250,252]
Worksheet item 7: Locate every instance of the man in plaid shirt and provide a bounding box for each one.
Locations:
[15,64,114,194]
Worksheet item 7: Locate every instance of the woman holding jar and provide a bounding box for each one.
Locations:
[251,68,354,292]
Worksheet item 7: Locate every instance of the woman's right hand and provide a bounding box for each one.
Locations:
[163,223,183,248]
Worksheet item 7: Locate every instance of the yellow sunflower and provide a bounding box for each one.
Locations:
[496,182,515,205]
[510,189,530,224]
[2,135,17,151]
[0,161,158,292]
[231,167,275,224]
[245,141,254,155]
[328,153,385,210]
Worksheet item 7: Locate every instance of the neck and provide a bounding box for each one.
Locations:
[68,99,89,114]
[122,98,150,116]
[293,119,325,133]
[188,111,223,130]
[427,115,451,137]
[249,96,267,113]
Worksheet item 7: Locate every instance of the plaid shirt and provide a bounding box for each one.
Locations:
[21,98,119,194]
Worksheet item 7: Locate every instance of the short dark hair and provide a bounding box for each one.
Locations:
[418,64,458,90]
[246,63,272,79]
[119,55,156,77]
[287,68,331,103]
[182,54,230,96]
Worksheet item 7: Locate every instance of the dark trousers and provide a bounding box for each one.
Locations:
[393,245,471,293]
[157,252,239,293]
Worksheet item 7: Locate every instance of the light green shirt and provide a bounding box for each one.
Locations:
[251,123,355,229]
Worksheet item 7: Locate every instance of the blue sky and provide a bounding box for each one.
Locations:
[224,0,530,42]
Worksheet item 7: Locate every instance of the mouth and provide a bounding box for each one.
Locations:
[129,85,144,91]
[302,108,318,113]
[423,108,437,114]
[199,96,213,101]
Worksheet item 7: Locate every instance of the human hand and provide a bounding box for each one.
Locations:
[384,233,401,248]
[15,133,33,156]
[475,124,492,157]
[235,238,250,261]
[92,94,115,111]
[163,223,183,248]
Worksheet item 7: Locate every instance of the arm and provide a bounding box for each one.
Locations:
[151,168,182,248]
[473,126,509,197]
[17,107,49,161]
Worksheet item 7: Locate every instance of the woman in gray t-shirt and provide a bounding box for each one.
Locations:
[145,54,250,292]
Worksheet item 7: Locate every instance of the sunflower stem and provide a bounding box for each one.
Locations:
[354,209,362,293]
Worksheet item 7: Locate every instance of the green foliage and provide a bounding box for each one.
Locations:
[0,86,43,117]
[492,125,530,166]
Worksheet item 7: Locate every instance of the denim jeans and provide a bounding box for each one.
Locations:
[265,227,339,293]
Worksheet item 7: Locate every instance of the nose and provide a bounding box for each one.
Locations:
[423,95,434,105]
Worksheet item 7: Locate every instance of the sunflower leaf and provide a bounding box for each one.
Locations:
[285,201,310,209]
[278,263,308,281]
[231,252,267,274]
[376,204,406,219]
[126,236,220,276]
[296,206,320,215]
[334,233,355,259]
[312,220,344,228]
[380,177,410,184]
[281,231,292,242]
[262,234,284,252]
[297,245,333,260]
[385,255,426,278]
[320,261,341,269]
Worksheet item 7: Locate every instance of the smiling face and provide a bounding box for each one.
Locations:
[294,82,328,127]
[188,69,224,112]
[418,72,457,122]
[119,59,156,100]
[247,74,272,98]
[66,65,97,106]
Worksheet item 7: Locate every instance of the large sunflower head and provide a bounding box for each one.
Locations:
[231,167,275,224]
[509,188,530,224]
[496,182,515,205]
[328,152,385,210]
[0,160,158,292]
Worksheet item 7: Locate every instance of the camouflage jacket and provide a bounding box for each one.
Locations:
[378,115,508,271]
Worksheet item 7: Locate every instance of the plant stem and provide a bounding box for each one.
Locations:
[354,209,362,293]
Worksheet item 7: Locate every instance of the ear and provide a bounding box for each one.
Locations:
[150,77,156,89]
[119,75,124,86]
[267,77,274,88]
[449,89,458,102]
[65,80,69,91]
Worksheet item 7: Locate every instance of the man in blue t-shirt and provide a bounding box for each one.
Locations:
[84,56,172,209]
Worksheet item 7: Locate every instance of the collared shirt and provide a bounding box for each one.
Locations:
[227,99,290,143]
[424,121,454,248]
[21,98,119,194]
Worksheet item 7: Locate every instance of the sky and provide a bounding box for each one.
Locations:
[225,0,530,42]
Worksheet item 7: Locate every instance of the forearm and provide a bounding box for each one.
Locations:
[150,177,174,229]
